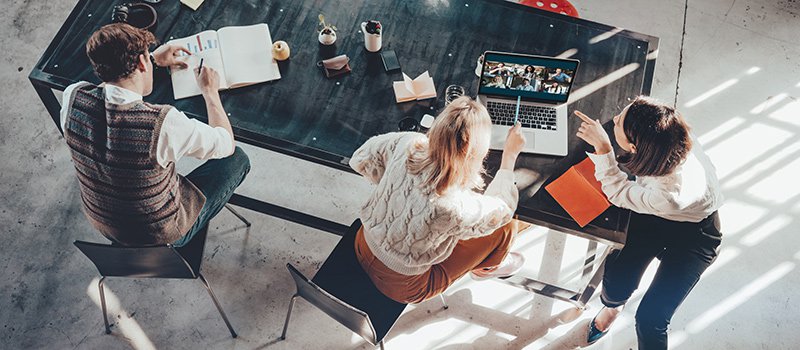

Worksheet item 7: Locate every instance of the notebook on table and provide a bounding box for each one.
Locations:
[393,71,436,103]
[167,23,281,99]
[545,157,611,227]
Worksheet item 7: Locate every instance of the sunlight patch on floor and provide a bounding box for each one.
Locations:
[739,215,792,247]
[705,123,792,180]
[769,98,800,127]
[749,93,788,114]
[684,79,738,108]
[716,200,767,237]
[684,262,795,334]
[697,116,745,145]
[723,141,800,190]
[746,156,800,204]
[85,278,156,350]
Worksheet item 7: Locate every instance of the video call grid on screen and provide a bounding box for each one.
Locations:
[479,52,579,103]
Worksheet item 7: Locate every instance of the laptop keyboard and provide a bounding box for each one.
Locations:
[486,101,557,131]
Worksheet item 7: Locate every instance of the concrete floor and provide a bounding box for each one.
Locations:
[2,0,799,349]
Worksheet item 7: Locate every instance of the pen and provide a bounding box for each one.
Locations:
[514,96,521,125]
[198,58,204,72]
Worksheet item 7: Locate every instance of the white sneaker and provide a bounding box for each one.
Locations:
[470,252,525,281]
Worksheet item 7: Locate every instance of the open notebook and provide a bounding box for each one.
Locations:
[393,71,436,103]
[167,23,281,99]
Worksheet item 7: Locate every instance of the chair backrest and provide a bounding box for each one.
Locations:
[286,263,379,345]
[74,241,197,279]
[298,219,408,344]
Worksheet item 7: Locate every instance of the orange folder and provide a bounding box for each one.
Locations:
[545,157,611,227]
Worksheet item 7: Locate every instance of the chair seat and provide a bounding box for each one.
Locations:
[312,222,407,343]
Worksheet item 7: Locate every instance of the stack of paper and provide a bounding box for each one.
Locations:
[545,157,611,227]
[393,71,436,103]
[181,0,205,11]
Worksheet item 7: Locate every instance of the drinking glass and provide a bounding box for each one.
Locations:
[445,84,466,105]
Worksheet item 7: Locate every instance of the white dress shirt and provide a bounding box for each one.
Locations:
[60,82,234,167]
[587,140,723,223]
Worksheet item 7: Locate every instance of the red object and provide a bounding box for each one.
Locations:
[519,0,580,17]
[545,157,610,227]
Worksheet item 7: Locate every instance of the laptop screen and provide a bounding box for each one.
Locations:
[479,52,579,103]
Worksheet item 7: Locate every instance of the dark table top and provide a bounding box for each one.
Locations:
[31,0,658,246]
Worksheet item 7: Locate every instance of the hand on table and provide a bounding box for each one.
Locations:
[152,44,191,69]
[574,111,612,155]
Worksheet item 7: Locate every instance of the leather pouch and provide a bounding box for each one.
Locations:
[319,55,351,78]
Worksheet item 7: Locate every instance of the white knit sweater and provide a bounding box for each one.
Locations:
[349,132,519,276]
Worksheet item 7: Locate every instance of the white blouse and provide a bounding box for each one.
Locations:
[587,140,723,223]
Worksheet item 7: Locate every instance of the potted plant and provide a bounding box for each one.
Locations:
[361,19,382,52]
[317,14,337,45]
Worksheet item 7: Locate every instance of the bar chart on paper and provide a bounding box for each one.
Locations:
[181,35,219,55]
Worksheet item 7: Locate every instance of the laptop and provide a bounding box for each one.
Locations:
[477,51,579,156]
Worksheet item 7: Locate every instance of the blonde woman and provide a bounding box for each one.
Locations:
[349,96,527,304]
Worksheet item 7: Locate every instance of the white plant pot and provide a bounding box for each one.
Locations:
[318,27,337,45]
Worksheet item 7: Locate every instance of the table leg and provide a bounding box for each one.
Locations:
[495,230,614,309]
[30,79,63,135]
[575,245,613,308]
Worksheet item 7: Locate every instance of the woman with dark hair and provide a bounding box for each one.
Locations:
[574,96,724,350]
[522,65,536,79]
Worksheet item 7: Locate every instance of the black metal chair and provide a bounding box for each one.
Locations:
[73,205,248,338]
[281,219,447,349]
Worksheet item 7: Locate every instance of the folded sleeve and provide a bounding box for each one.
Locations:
[451,169,519,240]
[349,132,414,184]
[156,108,234,167]
[587,151,670,214]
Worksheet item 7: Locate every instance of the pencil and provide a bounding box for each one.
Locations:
[198,58,204,72]
[514,96,521,125]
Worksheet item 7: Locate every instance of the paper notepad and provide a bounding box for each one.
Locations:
[167,24,281,100]
[393,71,436,103]
[545,157,611,227]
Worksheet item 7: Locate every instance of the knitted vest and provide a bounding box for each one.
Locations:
[64,83,205,245]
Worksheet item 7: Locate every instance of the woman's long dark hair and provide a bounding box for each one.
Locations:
[618,97,692,177]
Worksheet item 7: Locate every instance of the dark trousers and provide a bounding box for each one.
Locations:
[172,146,251,247]
[600,211,722,350]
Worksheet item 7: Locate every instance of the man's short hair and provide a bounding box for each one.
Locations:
[86,23,157,82]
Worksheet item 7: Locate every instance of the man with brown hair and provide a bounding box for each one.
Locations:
[60,23,250,246]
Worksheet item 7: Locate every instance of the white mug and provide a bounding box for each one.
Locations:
[361,21,382,52]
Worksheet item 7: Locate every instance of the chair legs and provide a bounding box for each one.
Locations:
[225,204,251,227]
[280,294,299,340]
[439,294,449,310]
[198,273,238,338]
[98,277,111,334]
[379,340,385,350]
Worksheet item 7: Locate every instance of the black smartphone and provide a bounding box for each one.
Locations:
[381,50,401,72]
